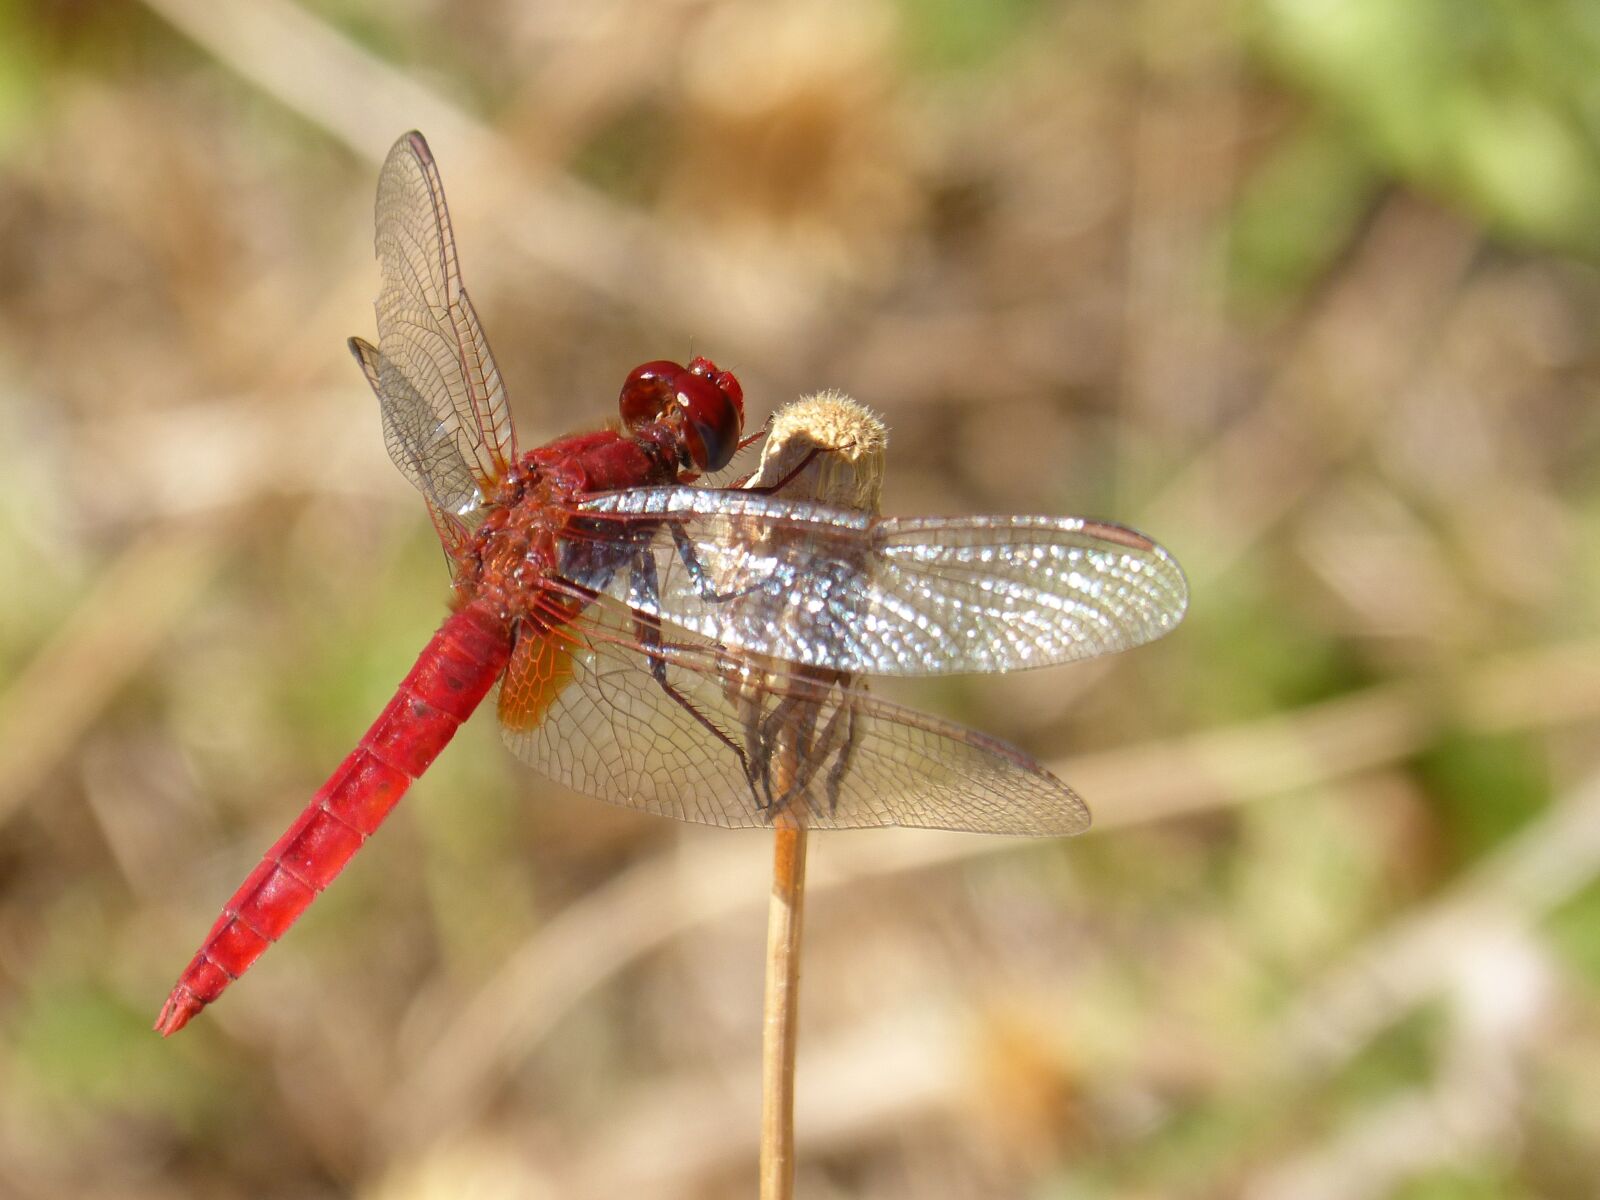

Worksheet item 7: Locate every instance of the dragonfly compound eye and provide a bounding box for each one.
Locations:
[675,370,742,472]
[619,360,686,431]
[687,356,744,421]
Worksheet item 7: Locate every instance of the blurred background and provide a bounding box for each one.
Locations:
[3,0,1600,1196]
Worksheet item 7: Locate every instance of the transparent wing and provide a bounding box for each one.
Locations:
[498,597,1088,834]
[570,487,1188,677]
[349,336,483,521]
[370,130,515,491]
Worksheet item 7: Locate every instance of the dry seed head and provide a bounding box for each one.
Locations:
[748,390,888,513]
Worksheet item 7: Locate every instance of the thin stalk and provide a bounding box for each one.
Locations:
[760,823,808,1200]
[748,392,885,1199]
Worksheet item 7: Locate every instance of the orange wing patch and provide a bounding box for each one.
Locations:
[498,627,577,732]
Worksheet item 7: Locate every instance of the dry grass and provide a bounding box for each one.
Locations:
[3,1,1600,1197]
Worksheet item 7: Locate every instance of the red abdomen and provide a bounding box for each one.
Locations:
[155,600,511,1035]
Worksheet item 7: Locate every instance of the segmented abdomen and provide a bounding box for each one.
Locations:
[155,599,511,1035]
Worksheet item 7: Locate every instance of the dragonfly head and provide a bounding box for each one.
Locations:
[619,357,745,473]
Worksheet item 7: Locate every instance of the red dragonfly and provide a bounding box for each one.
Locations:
[155,132,1187,1036]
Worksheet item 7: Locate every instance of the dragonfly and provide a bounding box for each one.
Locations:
[155,131,1188,1036]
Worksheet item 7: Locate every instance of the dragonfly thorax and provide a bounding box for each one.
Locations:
[462,426,680,626]
[465,357,745,622]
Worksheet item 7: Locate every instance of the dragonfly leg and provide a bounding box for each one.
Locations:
[666,521,765,605]
[627,553,763,809]
[750,668,857,821]
[822,694,862,816]
[740,447,822,496]
[760,694,823,820]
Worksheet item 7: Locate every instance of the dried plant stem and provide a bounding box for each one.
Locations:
[760,822,809,1200]
[748,392,883,1196]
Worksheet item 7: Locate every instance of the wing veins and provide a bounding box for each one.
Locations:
[499,597,1088,834]
[570,487,1188,677]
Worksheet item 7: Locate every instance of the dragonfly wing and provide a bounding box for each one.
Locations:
[572,488,1188,677]
[350,336,483,523]
[370,131,515,491]
[497,596,1088,834]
